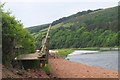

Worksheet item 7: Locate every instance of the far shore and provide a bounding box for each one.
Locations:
[73,47,119,51]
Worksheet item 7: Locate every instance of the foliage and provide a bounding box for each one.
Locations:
[43,64,51,75]
[1,4,35,67]
[49,27,119,49]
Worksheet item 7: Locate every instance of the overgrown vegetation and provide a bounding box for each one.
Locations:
[1,4,35,67]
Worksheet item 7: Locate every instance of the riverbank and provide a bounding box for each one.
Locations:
[49,58,118,78]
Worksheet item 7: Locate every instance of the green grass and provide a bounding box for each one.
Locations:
[56,49,74,57]
[43,64,51,75]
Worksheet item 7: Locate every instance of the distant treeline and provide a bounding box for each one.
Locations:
[27,24,50,33]
[52,8,103,26]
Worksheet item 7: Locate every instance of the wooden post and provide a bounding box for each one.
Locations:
[45,37,50,64]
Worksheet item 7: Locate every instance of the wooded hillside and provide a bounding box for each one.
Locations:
[27,6,119,49]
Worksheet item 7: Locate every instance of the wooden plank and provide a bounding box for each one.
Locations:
[14,53,43,60]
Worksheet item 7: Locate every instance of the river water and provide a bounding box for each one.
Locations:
[66,50,118,71]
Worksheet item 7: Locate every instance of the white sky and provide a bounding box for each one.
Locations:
[1,0,119,27]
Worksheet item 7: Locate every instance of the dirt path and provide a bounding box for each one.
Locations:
[49,58,118,78]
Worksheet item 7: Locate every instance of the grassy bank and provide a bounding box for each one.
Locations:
[56,49,74,57]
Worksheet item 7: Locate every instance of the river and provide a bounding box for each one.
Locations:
[66,50,118,71]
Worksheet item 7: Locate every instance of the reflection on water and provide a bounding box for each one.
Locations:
[67,50,118,71]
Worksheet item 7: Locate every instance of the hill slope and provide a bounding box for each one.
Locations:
[27,6,119,49]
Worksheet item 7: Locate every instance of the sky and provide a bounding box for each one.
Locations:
[1,0,119,27]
